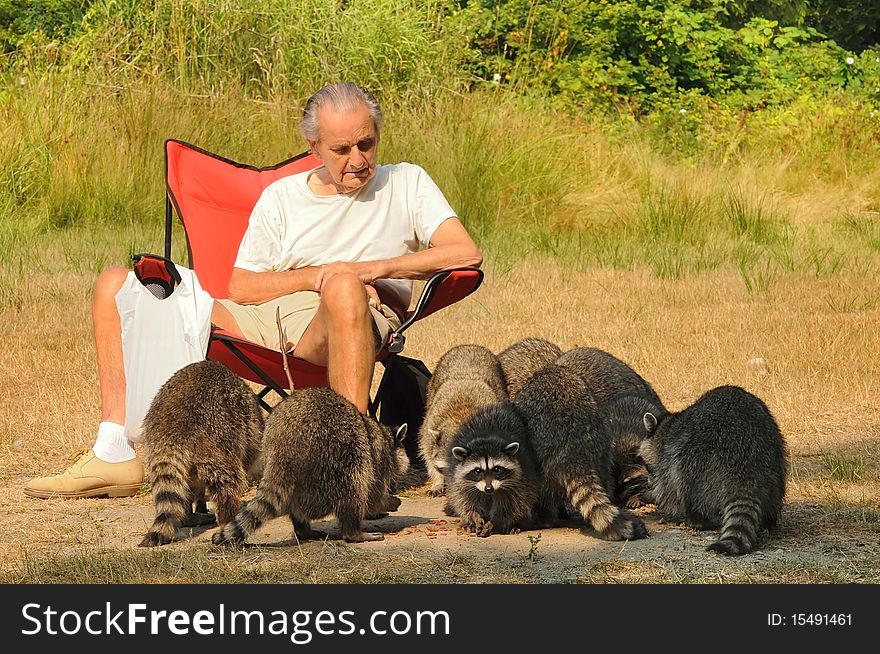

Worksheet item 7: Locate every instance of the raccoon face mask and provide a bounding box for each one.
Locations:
[452,442,520,494]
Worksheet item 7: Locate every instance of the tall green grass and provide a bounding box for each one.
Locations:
[12,0,458,102]
[2,2,880,312]
[3,80,880,313]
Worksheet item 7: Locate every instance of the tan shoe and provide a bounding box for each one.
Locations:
[23,449,144,499]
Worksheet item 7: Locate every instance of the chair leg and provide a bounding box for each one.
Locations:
[218,339,290,413]
[368,355,396,419]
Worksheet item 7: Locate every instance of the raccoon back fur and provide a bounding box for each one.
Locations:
[497,337,563,399]
[556,347,664,407]
[213,387,409,545]
[426,344,507,403]
[639,385,787,556]
[445,403,542,537]
[419,344,507,496]
[515,365,649,541]
[600,394,667,508]
[139,360,264,547]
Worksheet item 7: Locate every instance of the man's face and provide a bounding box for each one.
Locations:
[309,102,378,194]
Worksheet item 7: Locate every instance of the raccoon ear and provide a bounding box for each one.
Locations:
[504,442,520,456]
[643,412,658,434]
[425,428,441,444]
[394,423,409,446]
[451,446,470,462]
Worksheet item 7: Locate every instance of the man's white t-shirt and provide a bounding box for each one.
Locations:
[233,162,455,308]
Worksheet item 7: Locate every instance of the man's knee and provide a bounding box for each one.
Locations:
[320,273,370,322]
[93,267,129,304]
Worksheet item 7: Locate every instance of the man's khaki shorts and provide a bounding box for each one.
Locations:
[216,291,402,353]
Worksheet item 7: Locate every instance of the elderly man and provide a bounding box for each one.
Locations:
[25,82,482,499]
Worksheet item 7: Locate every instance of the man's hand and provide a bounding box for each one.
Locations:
[314,261,380,289]
[363,283,382,309]
[313,262,383,309]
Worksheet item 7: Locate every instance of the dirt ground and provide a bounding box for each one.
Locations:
[1,464,877,584]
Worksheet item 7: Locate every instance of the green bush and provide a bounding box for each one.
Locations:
[0,0,90,53]
[447,0,878,115]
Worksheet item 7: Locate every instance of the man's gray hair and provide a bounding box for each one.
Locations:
[299,82,383,142]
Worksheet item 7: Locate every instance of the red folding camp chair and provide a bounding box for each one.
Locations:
[154,139,483,423]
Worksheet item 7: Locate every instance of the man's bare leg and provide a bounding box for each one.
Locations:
[24,267,144,498]
[292,273,375,413]
[210,301,244,338]
[93,268,129,425]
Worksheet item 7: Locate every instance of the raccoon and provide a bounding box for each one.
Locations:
[445,403,542,537]
[556,346,664,407]
[599,394,667,508]
[515,365,649,541]
[426,344,507,401]
[555,347,665,509]
[419,344,507,496]
[139,360,264,547]
[497,337,563,399]
[639,385,787,556]
[213,387,409,545]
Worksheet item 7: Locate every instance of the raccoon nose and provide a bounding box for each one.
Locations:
[484,484,494,494]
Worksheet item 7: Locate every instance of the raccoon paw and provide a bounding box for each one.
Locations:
[599,513,649,541]
[138,532,171,548]
[491,521,521,535]
[293,528,326,542]
[625,495,647,510]
[442,502,458,517]
[427,487,446,498]
[706,537,753,556]
[211,529,243,546]
[211,531,227,545]
[344,531,384,543]
[461,511,484,533]
[476,520,495,538]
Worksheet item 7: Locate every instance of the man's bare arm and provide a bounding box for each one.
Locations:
[376,217,483,279]
[226,266,323,305]
[228,218,481,306]
[226,265,384,308]
[314,218,483,289]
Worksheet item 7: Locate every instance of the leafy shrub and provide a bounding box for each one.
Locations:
[447,0,877,115]
[0,0,90,53]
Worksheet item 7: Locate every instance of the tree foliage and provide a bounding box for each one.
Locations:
[0,0,91,52]
[446,0,879,114]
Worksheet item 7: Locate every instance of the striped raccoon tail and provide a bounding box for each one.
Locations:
[706,496,762,556]
[139,458,191,547]
[211,482,286,546]
[564,474,649,541]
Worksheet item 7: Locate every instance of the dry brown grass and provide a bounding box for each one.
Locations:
[1,256,878,583]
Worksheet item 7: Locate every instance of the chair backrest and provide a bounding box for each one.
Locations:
[165,139,320,299]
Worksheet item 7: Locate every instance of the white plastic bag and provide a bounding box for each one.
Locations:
[115,265,213,442]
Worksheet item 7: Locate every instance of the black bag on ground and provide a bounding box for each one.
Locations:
[375,354,431,470]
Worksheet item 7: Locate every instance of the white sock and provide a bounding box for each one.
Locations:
[91,421,136,463]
